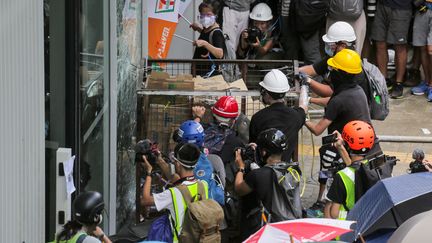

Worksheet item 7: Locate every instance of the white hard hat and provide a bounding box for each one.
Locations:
[249,3,273,21]
[259,69,290,93]
[322,21,356,43]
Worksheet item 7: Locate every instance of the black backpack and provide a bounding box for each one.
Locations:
[354,155,397,200]
[294,0,330,33]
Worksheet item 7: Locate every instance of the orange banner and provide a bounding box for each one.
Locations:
[148,18,178,59]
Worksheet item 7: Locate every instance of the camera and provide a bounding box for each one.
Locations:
[322,134,337,146]
[247,27,262,44]
[236,145,259,173]
[409,160,428,173]
[135,139,160,165]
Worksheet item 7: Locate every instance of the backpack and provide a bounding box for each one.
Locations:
[264,163,302,222]
[147,213,174,243]
[176,182,224,243]
[362,59,390,121]
[328,0,363,21]
[203,124,233,154]
[351,155,397,201]
[294,0,330,33]
[209,28,241,83]
[194,153,225,205]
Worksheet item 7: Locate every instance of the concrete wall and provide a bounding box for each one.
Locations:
[0,0,45,242]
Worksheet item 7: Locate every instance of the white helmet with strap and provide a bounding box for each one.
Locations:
[322,21,356,43]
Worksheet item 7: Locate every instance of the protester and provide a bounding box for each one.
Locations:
[141,143,212,242]
[299,21,370,107]
[237,3,283,62]
[221,0,256,59]
[191,2,226,77]
[234,128,301,240]
[305,49,381,156]
[325,121,376,220]
[371,0,412,99]
[192,96,244,165]
[249,69,307,162]
[54,191,111,243]
[410,1,432,102]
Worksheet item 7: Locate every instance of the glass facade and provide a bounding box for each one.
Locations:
[45,0,114,240]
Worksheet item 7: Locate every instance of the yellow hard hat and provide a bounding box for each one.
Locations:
[327,49,362,74]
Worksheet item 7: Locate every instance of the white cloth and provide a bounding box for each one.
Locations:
[222,6,250,58]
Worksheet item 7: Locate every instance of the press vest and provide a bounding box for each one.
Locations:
[168,180,209,242]
[51,232,87,243]
[337,167,355,220]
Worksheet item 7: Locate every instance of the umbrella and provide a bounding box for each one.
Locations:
[243,218,354,243]
[387,209,432,243]
[345,172,432,241]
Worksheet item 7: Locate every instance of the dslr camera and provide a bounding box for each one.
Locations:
[247,27,263,44]
[135,139,160,165]
[236,145,259,173]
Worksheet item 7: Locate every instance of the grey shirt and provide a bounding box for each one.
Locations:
[223,0,256,12]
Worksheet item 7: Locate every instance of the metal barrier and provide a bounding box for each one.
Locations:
[146,58,301,90]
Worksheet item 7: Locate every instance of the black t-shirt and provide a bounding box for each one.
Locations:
[326,172,346,205]
[193,27,226,77]
[249,103,306,162]
[241,167,275,238]
[324,85,371,134]
[216,133,244,165]
[312,57,370,100]
[382,0,412,9]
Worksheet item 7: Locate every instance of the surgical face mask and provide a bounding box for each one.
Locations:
[199,15,216,29]
[324,42,336,56]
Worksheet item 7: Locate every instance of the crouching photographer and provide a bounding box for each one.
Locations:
[237,3,283,64]
[409,149,432,173]
[234,128,302,241]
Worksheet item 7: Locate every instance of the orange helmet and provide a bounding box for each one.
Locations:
[342,120,375,154]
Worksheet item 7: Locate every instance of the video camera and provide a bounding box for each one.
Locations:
[247,27,263,44]
[135,139,160,165]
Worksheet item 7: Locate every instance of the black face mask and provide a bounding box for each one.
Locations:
[329,70,356,95]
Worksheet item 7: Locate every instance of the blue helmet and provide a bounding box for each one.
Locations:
[178,120,205,147]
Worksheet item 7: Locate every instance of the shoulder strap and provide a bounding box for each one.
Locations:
[177,184,194,207]
[197,181,206,199]
[76,233,87,243]
[208,28,223,46]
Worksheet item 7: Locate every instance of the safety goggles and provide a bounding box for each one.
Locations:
[197,14,215,20]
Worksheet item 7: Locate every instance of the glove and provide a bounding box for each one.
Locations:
[298,72,310,86]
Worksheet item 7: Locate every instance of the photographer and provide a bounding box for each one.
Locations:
[237,3,282,61]
[235,129,302,240]
[324,121,375,220]
[409,149,432,173]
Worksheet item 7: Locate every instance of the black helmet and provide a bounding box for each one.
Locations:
[256,128,287,155]
[173,143,201,168]
[73,191,105,224]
